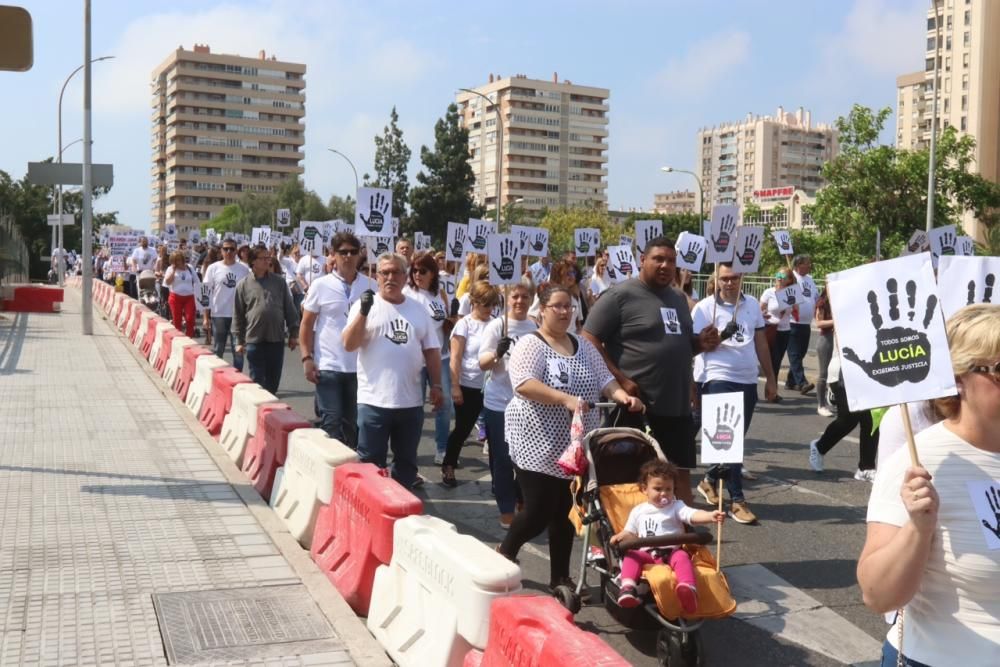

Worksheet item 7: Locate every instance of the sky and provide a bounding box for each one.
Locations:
[0,0,929,232]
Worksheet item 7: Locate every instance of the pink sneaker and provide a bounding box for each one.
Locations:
[675,582,698,614]
[617,584,641,609]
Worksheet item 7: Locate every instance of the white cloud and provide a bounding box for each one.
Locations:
[649,30,751,99]
[829,0,927,75]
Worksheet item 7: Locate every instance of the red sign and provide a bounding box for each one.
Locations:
[753,186,794,202]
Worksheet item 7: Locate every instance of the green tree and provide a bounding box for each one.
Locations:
[409,103,480,242]
[620,211,702,241]
[326,194,355,222]
[275,177,328,223]
[539,204,623,256]
[365,106,412,219]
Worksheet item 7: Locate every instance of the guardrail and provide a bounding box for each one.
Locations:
[0,213,30,286]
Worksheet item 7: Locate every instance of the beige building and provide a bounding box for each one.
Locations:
[696,107,837,216]
[895,0,1000,239]
[456,73,609,215]
[150,44,306,235]
[653,190,698,215]
[742,186,818,230]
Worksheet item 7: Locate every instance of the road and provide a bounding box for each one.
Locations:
[251,340,886,666]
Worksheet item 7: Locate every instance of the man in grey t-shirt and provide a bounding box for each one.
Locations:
[583,236,719,503]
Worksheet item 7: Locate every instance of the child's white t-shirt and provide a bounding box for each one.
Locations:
[624,499,698,545]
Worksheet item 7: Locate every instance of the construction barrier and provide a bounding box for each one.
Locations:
[153,327,184,376]
[110,293,126,323]
[198,366,252,437]
[311,462,423,616]
[128,306,152,346]
[116,297,135,332]
[462,596,630,667]
[367,515,522,667]
[163,336,197,389]
[0,284,63,313]
[184,354,229,418]
[269,429,358,548]
[241,406,311,501]
[173,344,213,401]
[141,317,169,360]
[219,384,280,467]
[120,300,140,337]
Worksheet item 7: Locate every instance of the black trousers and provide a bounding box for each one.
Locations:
[499,466,575,584]
[816,381,878,470]
[443,385,483,467]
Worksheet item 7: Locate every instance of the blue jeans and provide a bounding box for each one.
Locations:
[701,380,757,503]
[357,404,424,489]
[485,408,521,514]
[880,640,931,667]
[423,365,453,455]
[212,317,244,372]
[245,341,284,395]
[315,370,358,448]
[786,323,811,387]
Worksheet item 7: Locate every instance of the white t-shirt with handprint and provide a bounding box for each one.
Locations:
[792,272,817,323]
[624,500,698,547]
[296,254,323,290]
[692,293,767,385]
[403,285,450,359]
[203,260,250,318]
[450,314,493,389]
[348,294,440,409]
[481,317,538,411]
[304,271,375,372]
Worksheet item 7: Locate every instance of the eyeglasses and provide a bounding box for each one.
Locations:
[718,275,741,283]
[969,362,1000,381]
[378,269,404,278]
[412,267,431,275]
[222,247,236,253]
[336,248,359,256]
[545,303,573,312]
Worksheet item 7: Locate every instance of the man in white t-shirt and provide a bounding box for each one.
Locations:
[202,238,251,371]
[128,236,156,298]
[343,253,444,489]
[299,232,374,448]
[786,254,817,394]
[296,251,324,295]
[691,262,778,525]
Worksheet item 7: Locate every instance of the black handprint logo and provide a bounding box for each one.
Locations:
[703,403,741,450]
[737,235,761,266]
[642,225,659,249]
[959,237,975,256]
[375,239,390,255]
[782,287,796,306]
[492,238,517,280]
[778,233,791,252]
[428,300,447,322]
[712,214,736,253]
[555,360,569,386]
[841,278,938,387]
[200,286,210,308]
[663,308,679,333]
[938,231,956,256]
[908,234,927,253]
[531,232,546,253]
[614,250,633,275]
[470,223,490,251]
[966,274,996,305]
[607,264,617,280]
[801,282,812,298]
[361,192,390,233]
[450,227,466,258]
[223,272,237,289]
[679,240,701,265]
[982,486,1000,540]
[576,232,591,255]
[303,226,318,241]
[384,318,410,345]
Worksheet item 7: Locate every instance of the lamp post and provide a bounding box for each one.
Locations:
[327,147,359,193]
[660,166,704,226]
[57,54,113,286]
[925,0,941,232]
[459,87,504,230]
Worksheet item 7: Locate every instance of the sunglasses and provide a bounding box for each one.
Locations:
[336,248,359,256]
[412,267,432,275]
[222,247,236,252]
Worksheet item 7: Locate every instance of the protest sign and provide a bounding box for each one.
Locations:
[936,255,1000,319]
[299,221,322,256]
[731,226,764,274]
[361,235,395,265]
[700,392,745,465]
[772,229,793,256]
[466,219,497,253]
[574,228,600,257]
[957,236,975,256]
[705,205,738,263]
[675,232,707,273]
[777,283,801,307]
[635,220,663,254]
[109,255,125,273]
[607,244,636,283]
[902,229,929,256]
[276,208,291,227]
[928,224,958,268]
[355,187,392,235]
[445,222,467,263]
[487,234,521,286]
[619,234,634,249]
[525,228,549,258]
[414,232,431,251]
[165,223,178,241]
[511,225,532,253]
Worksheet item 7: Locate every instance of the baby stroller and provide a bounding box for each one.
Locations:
[565,416,737,667]
[137,270,160,312]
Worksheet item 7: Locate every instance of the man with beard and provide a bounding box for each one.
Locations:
[203,238,251,370]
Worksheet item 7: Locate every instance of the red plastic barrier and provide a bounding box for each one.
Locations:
[241,404,310,501]
[463,596,629,667]
[198,366,252,437]
[311,463,423,616]
[118,299,136,333]
[138,314,164,357]
[174,344,213,401]
[154,327,183,376]
[1,285,64,313]
[127,305,149,343]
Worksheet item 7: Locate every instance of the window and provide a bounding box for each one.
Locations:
[964,52,970,67]
[964,9,970,25]
[962,73,969,90]
[946,36,952,50]
[961,116,967,131]
[964,31,970,46]
[944,98,950,112]
[927,16,936,30]
[927,36,937,51]
[946,56,951,71]
[962,94,968,111]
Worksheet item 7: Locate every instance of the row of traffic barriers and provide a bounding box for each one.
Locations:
[85,278,630,667]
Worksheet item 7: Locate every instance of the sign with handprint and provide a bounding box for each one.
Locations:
[356,187,392,234]
[487,233,520,286]
[619,234,634,249]
[466,219,497,253]
[705,205,738,263]
[206,228,217,244]
[526,228,549,258]
[607,245,636,284]
[299,221,322,256]
[414,232,431,251]
[276,208,291,228]
[361,235,395,265]
[828,254,956,411]
[510,225,532,253]
[936,255,1000,318]
[634,220,663,254]
[731,226,764,274]
[967,481,1000,550]
[165,223,178,241]
[779,284,801,307]
[546,358,571,389]
[902,229,929,256]
[574,228,600,257]
[928,224,958,268]
[771,229,794,256]
[445,222,467,262]
[957,235,975,256]
[700,393,744,464]
[675,231,707,272]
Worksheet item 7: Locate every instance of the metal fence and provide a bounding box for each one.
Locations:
[0,213,30,286]
[692,273,824,301]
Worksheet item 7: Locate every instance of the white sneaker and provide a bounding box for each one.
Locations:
[817,406,834,417]
[433,453,445,465]
[854,468,876,483]
[809,439,824,472]
[740,465,757,480]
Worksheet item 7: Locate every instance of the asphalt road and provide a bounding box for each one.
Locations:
[247,338,887,666]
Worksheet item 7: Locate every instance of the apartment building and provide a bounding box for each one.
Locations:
[150,44,306,235]
[696,107,837,216]
[895,0,999,238]
[456,73,609,215]
[652,190,698,215]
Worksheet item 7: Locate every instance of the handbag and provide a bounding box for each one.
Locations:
[557,400,588,476]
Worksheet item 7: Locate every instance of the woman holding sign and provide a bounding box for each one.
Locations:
[858,304,1000,665]
[497,285,644,592]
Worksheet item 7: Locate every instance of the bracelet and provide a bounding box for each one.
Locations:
[431,383,442,389]
[301,355,313,363]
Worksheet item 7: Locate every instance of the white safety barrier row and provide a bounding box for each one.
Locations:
[367,515,522,667]
[184,354,227,418]
[162,336,196,387]
[220,384,280,467]
[133,309,156,348]
[270,429,358,548]
[147,320,174,365]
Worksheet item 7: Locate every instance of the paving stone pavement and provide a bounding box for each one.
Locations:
[0,294,370,667]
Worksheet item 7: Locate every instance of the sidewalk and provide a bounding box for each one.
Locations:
[0,291,388,666]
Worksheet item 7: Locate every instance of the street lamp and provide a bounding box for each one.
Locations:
[458,87,504,229]
[660,166,704,225]
[327,147,359,193]
[56,54,114,285]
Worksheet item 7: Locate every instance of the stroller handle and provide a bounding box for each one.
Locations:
[587,401,618,409]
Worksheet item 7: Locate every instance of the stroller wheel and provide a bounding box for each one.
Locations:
[656,628,703,667]
[552,585,581,615]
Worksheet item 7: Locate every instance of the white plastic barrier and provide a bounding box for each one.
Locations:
[134,310,158,349]
[220,384,279,466]
[116,298,134,330]
[184,354,228,418]
[162,336,196,388]
[110,293,126,321]
[269,428,358,548]
[147,321,175,365]
[367,515,522,667]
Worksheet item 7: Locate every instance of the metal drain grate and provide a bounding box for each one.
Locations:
[153,585,346,664]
